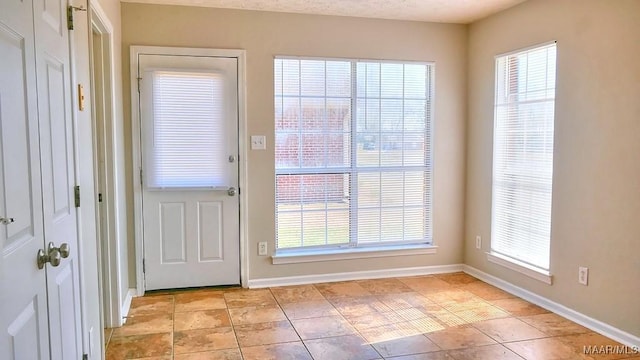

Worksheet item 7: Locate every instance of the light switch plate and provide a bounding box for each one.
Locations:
[251,135,266,150]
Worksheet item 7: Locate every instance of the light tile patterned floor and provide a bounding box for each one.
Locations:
[105,273,637,360]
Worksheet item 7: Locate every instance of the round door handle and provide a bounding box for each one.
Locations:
[36,247,62,269]
[227,187,236,196]
[0,217,14,225]
[59,243,70,258]
[49,248,61,267]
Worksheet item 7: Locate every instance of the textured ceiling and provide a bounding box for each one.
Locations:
[121,0,526,24]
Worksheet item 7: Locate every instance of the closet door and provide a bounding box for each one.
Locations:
[33,0,83,357]
[0,0,50,358]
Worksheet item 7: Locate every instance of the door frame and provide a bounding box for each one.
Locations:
[130,46,249,295]
[89,0,123,328]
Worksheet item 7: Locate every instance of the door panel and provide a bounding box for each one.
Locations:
[43,56,72,220]
[33,0,83,357]
[51,265,80,360]
[139,53,240,290]
[7,301,43,360]
[0,0,50,358]
[198,201,223,261]
[160,202,186,263]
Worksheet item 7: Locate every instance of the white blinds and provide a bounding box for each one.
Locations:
[144,71,228,188]
[491,43,557,271]
[275,58,432,250]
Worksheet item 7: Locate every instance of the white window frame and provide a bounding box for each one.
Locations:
[273,56,435,261]
[488,42,557,284]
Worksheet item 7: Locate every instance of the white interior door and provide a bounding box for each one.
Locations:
[33,0,83,358]
[0,0,50,358]
[138,53,240,290]
[0,0,83,358]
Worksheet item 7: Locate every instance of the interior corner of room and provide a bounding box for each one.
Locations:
[1,0,638,359]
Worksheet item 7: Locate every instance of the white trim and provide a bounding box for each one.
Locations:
[130,46,249,293]
[237,50,249,288]
[120,289,137,325]
[89,1,123,329]
[494,40,557,58]
[275,54,435,66]
[487,252,553,285]
[248,264,463,288]
[463,265,640,348]
[272,245,437,264]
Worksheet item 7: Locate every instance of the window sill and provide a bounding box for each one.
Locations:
[486,252,553,285]
[272,244,438,265]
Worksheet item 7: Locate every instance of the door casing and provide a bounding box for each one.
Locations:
[89,0,123,329]
[130,46,249,295]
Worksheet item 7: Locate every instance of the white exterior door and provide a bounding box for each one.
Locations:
[0,0,83,358]
[138,53,240,290]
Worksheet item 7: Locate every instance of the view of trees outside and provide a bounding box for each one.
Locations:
[275,59,432,249]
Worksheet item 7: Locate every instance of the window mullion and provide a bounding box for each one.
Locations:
[349,61,358,247]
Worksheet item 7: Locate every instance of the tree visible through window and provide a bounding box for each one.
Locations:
[275,58,433,250]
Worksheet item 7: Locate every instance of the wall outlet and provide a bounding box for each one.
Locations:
[475,235,482,249]
[251,135,266,150]
[578,266,589,285]
[258,241,268,256]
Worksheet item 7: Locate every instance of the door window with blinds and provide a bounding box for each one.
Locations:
[491,42,557,272]
[143,70,230,188]
[275,57,433,251]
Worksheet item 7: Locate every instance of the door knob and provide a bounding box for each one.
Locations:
[37,245,62,269]
[58,243,70,258]
[47,242,70,258]
[49,242,70,258]
[227,187,236,196]
[0,217,14,225]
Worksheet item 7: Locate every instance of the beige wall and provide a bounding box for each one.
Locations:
[466,0,640,337]
[121,4,468,280]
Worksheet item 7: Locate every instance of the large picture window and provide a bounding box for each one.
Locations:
[491,43,557,272]
[275,57,433,251]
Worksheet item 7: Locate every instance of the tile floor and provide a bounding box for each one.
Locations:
[104,272,637,360]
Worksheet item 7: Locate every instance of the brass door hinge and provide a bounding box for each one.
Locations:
[74,185,80,208]
[67,5,87,30]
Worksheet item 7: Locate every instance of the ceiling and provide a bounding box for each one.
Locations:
[121,0,526,24]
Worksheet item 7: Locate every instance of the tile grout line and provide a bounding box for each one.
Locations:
[268,286,314,359]
[225,290,246,360]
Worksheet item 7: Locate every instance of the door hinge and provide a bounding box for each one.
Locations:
[82,354,88,360]
[139,168,143,186]
[98,193,103,203]
[137,77,142,93]
[142,259,145,273]
[67,5,87,30]
[74,185,81,208]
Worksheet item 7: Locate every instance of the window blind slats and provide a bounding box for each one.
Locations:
[275,58,432,250]
[145,71,229,188]
[491,43,556,271]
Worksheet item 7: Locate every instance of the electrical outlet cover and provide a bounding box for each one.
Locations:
[578,267,589,285]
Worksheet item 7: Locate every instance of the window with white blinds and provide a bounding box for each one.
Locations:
[275,58,433,250]
[144,71,229,188]
[491,43,557,271]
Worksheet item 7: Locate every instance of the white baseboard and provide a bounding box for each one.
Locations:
[463,265,640,348]
[248,264,464,289]
[120,288,137,325]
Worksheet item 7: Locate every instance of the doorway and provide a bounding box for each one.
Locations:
[89,1,122,331]
[131,47,248,292]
